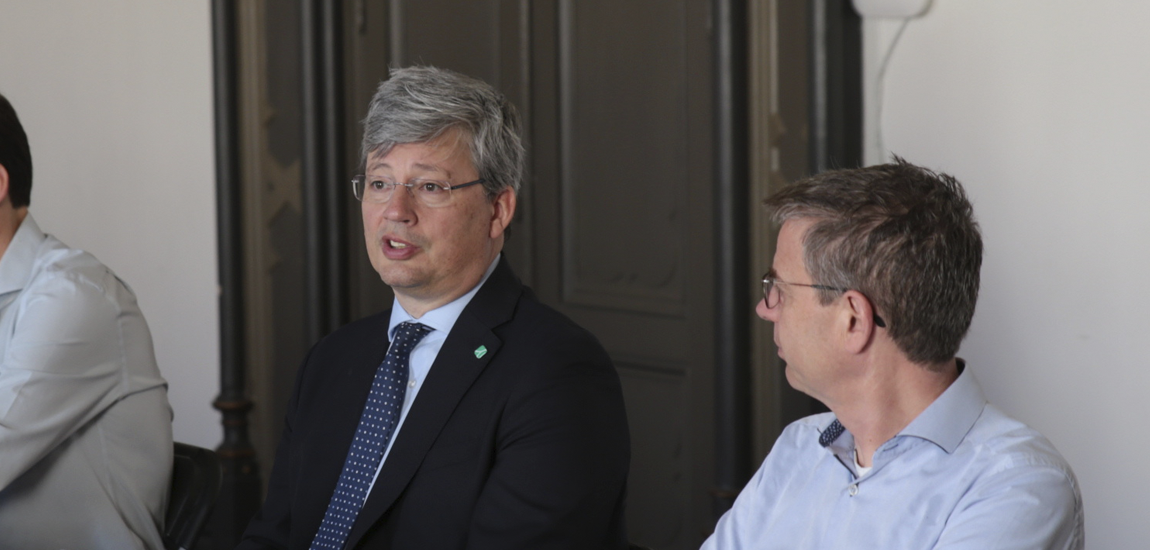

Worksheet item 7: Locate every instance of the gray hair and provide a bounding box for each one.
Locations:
[764,158,983,367]
[361,66,524,197]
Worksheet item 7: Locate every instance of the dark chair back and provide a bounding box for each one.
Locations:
[163,442,223,550]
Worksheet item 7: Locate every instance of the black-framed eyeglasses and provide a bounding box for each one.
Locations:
[761,273,886,328]
[351,175,486,208]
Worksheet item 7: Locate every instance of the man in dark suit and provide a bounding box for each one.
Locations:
[237,66,630,550]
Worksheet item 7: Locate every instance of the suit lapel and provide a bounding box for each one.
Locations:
[345,258,522,547]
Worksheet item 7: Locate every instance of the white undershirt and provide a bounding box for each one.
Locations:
[854,449,873,478]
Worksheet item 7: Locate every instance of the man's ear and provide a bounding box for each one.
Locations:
[842,290,879,354]
[489,188,516,239]
[0,163,9,204]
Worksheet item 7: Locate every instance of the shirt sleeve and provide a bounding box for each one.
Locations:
[701,420,808,550]
[0,271,130,489]
[934,460,1085,550]
[702,462,770,550]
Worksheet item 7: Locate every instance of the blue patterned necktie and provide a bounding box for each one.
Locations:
[310,321,432,550]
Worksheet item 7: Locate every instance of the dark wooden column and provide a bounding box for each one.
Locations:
[302,0,351,344]
[809,0,862,173]
[712,0,752,521]
[208,0,262,547]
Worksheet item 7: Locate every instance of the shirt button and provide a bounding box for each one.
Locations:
[848,484,859,496]
[408,379,416,387]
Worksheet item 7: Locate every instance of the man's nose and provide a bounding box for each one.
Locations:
[382,185,417,222]
[755,297,777,322]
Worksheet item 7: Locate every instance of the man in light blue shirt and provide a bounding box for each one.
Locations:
[0,94,171,549]
[705,159,1083,549]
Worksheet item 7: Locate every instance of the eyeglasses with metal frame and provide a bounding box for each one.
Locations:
[761,272,886,328]
[351,175,486,207]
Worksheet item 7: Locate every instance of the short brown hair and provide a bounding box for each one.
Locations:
[764,158,982,367]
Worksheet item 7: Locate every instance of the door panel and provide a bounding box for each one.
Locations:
[533,2,716,547]
[558,0,689,316]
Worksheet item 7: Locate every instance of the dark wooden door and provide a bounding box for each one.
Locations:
[529,3,717,548]
[218,2,858,548]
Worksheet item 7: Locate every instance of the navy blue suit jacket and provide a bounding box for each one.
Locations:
[237,258,630,549]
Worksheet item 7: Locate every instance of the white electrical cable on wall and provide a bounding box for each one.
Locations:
[875,18,910,162]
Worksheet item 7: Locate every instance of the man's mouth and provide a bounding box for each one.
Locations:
[382,236,419,259]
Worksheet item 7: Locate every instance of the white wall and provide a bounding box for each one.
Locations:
[864,1,1150,547]
[0,2,219,448]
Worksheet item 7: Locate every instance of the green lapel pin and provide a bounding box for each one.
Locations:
[474,345,488,359]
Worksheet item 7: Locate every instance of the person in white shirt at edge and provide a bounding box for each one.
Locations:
[703,158,1083,550]
[0,92,172,549]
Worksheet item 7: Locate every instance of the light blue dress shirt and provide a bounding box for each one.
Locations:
[0,215,172,550]
[366,254,501,491]
[703,364,1084,550]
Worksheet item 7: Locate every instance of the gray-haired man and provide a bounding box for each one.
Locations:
[239,67,630,550]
